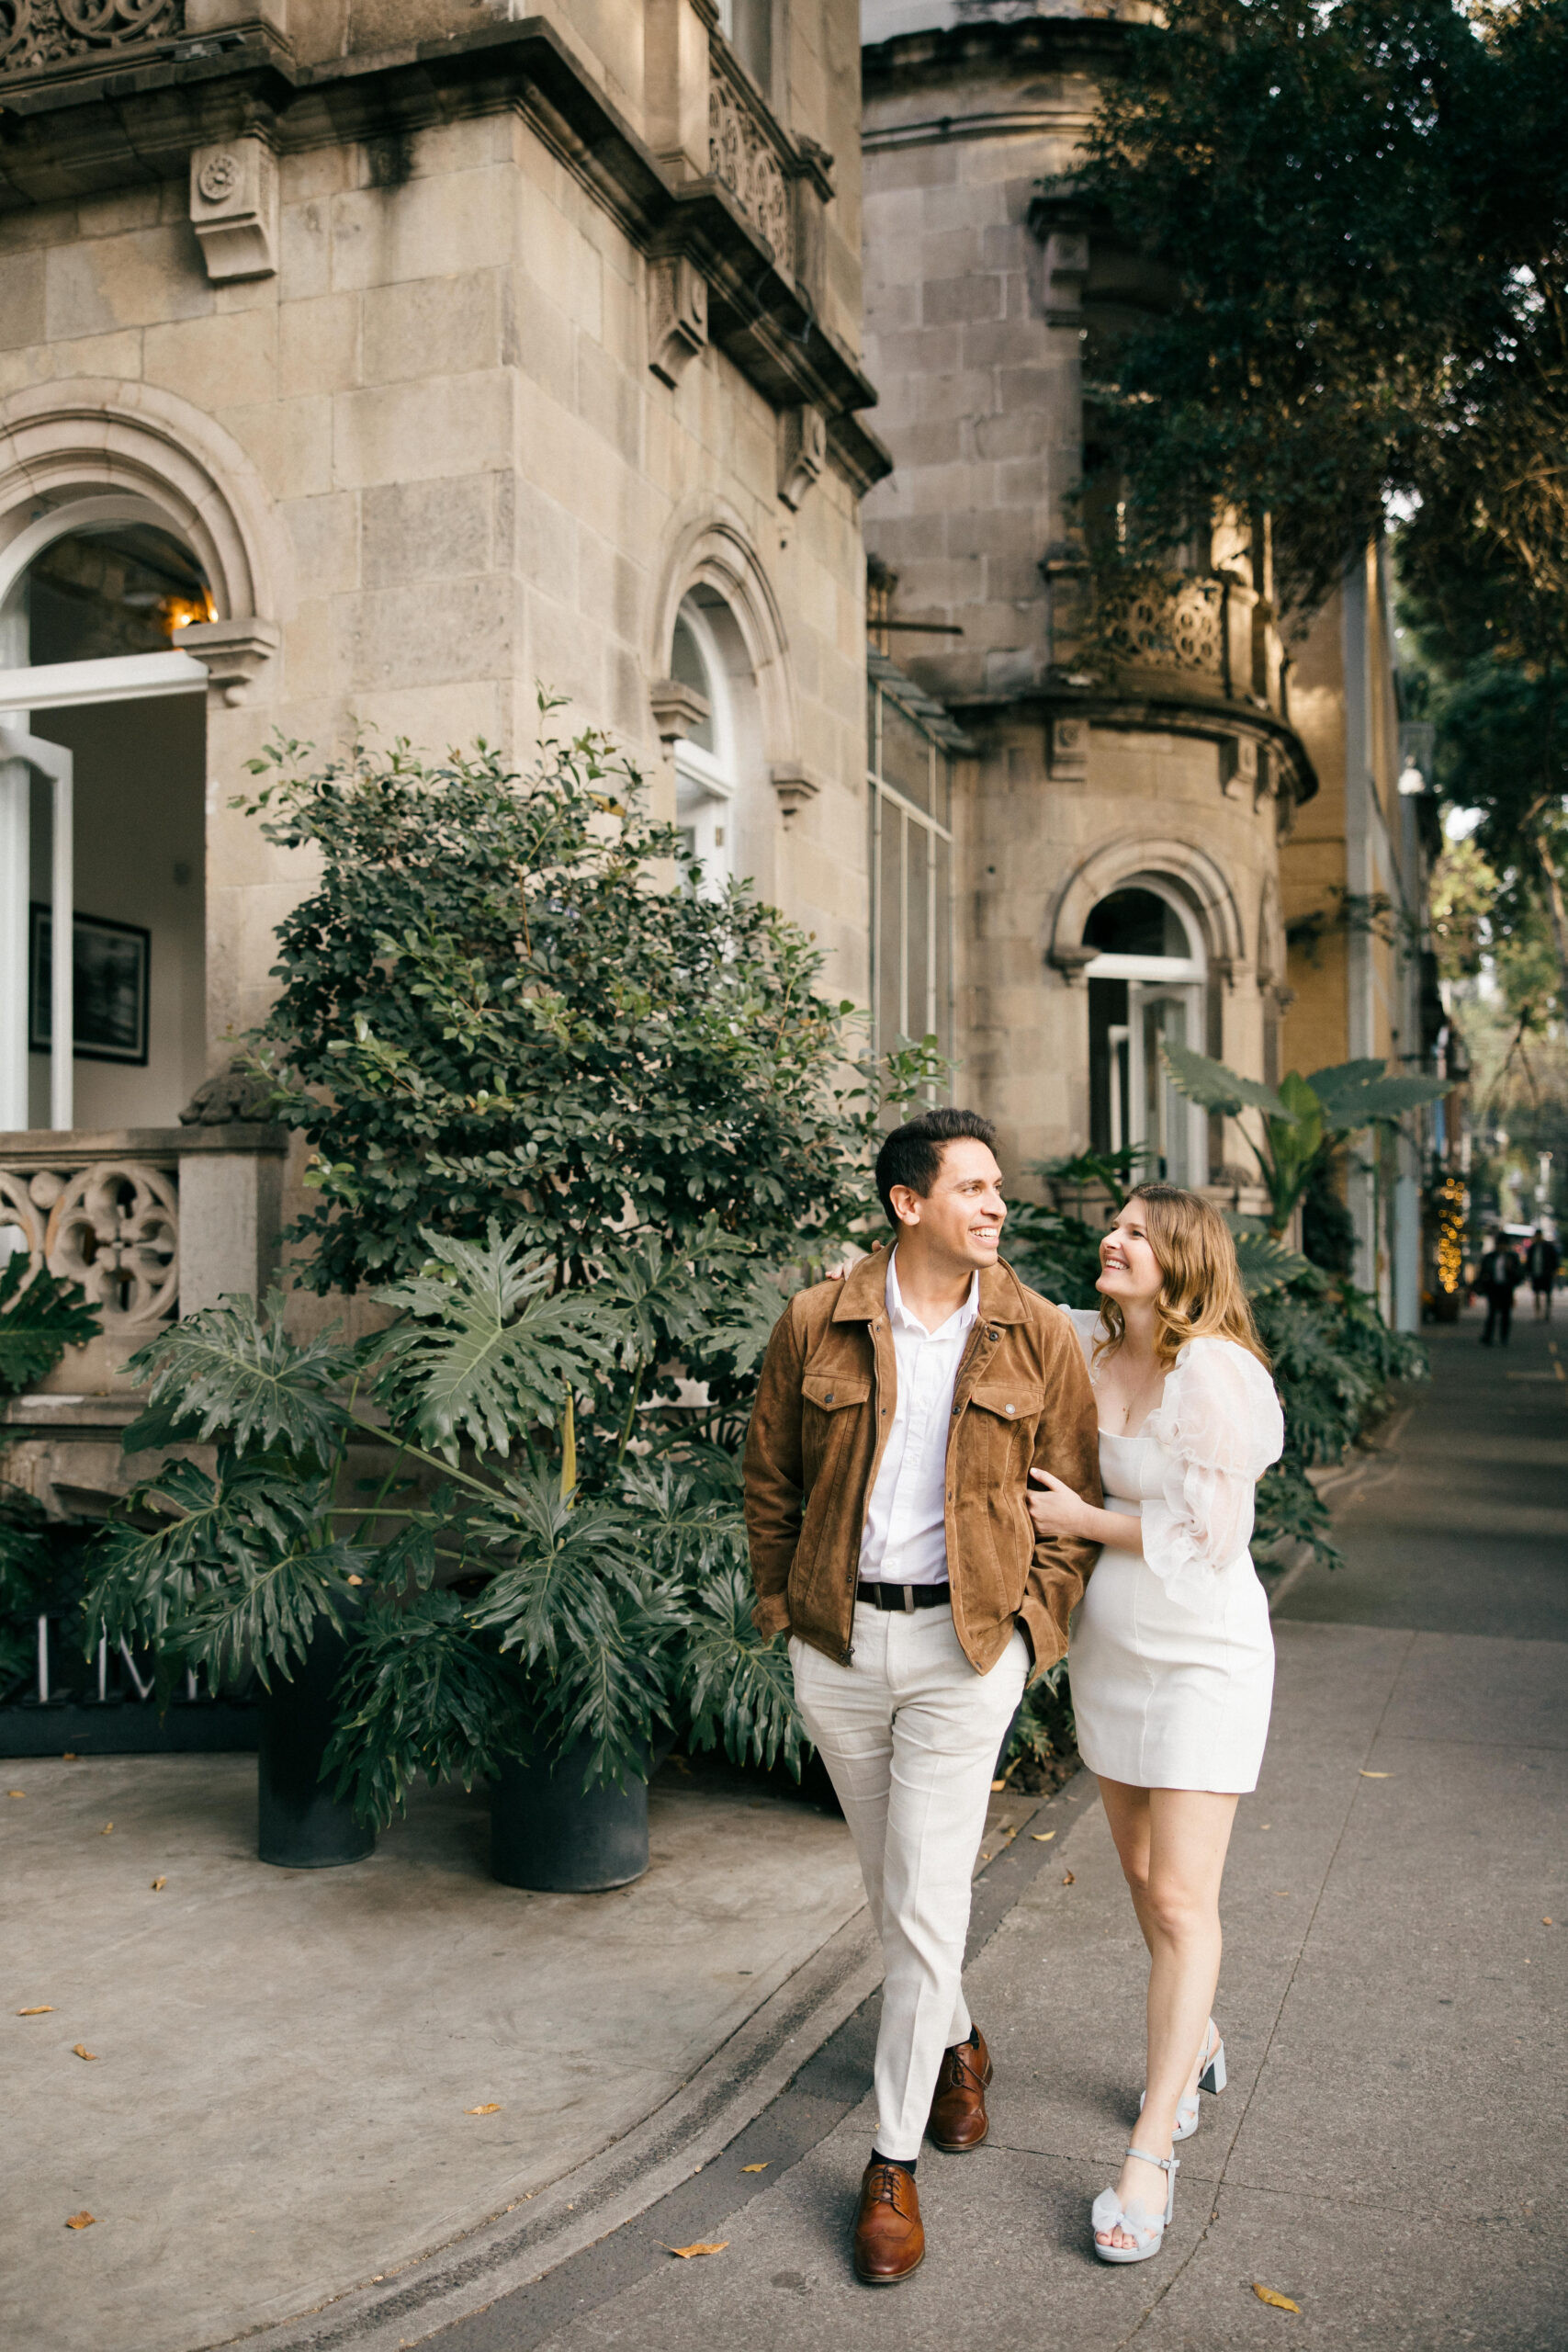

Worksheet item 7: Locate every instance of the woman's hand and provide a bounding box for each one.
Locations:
[1026,1467,1092,1541]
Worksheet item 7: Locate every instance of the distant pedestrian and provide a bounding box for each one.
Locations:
[1526,1227,1560,1321]
[1476,1233,1523,1346]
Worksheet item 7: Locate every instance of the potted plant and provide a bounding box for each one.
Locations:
[80,1225,812,1881]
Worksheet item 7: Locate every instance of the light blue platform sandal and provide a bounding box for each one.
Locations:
[1138,2018,1226,2143]
[1091,2145,1179,2265]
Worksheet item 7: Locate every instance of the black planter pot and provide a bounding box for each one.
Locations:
[491,1743,651,1892]
[257,1623,375,1870]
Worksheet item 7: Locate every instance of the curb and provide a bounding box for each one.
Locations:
[216,1780,1075,2352]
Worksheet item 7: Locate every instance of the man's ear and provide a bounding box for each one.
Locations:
[888,1185,920,1227]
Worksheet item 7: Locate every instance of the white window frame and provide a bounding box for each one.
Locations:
[868,680,954,1078]
[672,599,737,896]
[1083,878,1208,1187]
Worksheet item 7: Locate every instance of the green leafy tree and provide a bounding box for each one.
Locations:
[0,1257,104,1700]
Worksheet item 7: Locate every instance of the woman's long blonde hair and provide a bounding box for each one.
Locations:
[1096,1182,1271,1373]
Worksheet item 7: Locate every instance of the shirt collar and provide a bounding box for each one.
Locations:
[886,1248,980,1340]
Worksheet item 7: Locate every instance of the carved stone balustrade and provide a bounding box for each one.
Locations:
[0,1123,287,1394]
[0,0,182,79]
[1097,573,1227,690]
[707,41,795,275]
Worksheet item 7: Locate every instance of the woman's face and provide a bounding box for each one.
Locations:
[1097,1198,1165,1310]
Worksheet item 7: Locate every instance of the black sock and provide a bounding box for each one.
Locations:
[871,2148,916,2175]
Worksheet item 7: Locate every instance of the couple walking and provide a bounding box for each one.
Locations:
[743,1108,1283,2281]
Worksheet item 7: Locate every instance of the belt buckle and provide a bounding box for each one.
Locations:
[901,1585,915,1614]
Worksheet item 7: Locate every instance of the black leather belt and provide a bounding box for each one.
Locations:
[856,1580,952,1612]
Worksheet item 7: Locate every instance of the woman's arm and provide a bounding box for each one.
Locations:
[1027,1469,1144,1556]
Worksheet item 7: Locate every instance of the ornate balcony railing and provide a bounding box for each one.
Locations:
[0,1145,178,1329]
[0,0,183,79]
[1098,573,1226,684]
[708,41,795,274]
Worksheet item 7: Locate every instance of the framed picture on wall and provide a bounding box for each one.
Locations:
[28,906,151,1066]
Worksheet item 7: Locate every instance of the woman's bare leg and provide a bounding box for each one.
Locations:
[1095,1779,1239,2249]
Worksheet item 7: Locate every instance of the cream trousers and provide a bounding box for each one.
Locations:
[789,1601,1029,2162]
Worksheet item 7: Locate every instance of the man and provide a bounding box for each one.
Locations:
[1476,1231,1523,1346]
[1526,1227,1560,1321]
[743,1108,1100,2286]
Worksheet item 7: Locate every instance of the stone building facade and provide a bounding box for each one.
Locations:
[858,0,1436,1320]
[859,3,1305,1199]
[0,0,889,1499]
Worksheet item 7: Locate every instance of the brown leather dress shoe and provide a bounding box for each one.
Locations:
[852,2159,925,2285]
[928,2024,993,2152]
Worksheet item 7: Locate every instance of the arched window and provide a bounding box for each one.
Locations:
[1084,881,1207,1186]
[0,504,209,1132]
[670,594,740,894]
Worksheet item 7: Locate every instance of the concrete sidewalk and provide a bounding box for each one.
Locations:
[380,1306,1564,2352]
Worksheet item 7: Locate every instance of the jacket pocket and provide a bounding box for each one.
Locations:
[966,1383,1044,1428]
[800,1370,871,1489]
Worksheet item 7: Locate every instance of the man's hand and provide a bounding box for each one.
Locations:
[1026,1466,1092,1542]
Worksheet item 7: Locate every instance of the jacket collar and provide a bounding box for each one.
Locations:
[831,1248,1029,1326]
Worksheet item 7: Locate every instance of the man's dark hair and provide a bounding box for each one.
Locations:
[875,1107,998,1229]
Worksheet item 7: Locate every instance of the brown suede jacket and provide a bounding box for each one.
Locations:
[742,1250,1102,1679]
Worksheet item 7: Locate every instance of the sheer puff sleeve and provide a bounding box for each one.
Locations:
[1055,1304,1105,1370]
[1139,1337,1285,1611]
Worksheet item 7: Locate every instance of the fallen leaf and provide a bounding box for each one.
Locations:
[465,2103,502,2115]
[668,2243,728,2259]
[62,1752,77,1761]
[979,1849,991,1861]
[1061,1871,1076,1884]
[17,2006,53,2016]
[7,1789,24,1798]
[1273,1890,1292,1896]
[740,2163,769,2173]
[151,1878,166,1892]
[73,2045,97,2062]
[1031,1831,1055,1842]
[1359,1770,1389,1779]
[99,1823,113,1836]
[1544,1918,1554,1926]
[1253,2282,1302,2313]
[64,2211,96,2231]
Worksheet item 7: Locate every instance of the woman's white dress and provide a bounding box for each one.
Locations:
[1060,1310,1285,1794]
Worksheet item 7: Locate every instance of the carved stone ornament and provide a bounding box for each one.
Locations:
[1048,713,1089,780]
[648,254,708,388]
[177,616,281,705]
[708,51,794,273]
[769,763,821,820]
[1221,733,1259,799]
[778,405,826,512]
[0,0,182,77]
[189,134,278,283]
[649,677,711,744]
[0,1159,178,1329]
[1099,574,1224,680]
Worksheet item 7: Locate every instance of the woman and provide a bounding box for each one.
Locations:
[1026,1183,1283,2265]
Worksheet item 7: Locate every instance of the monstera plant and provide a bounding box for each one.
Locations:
[81,1225,806,1853]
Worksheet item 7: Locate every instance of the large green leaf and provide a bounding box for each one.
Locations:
[1159,1040,1289,1118]
[321,1589,526,1828]
[682,1559,807,1778]
[370,1225,621,1461]
[124,1295,358,1462]
[82,1451,359,1688]
[0,1254,101,1398]
[1308,1070,1450,1131]
[1228,1225,1315,1300]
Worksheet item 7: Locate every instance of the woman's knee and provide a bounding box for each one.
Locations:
[1144,1871,1216,1944]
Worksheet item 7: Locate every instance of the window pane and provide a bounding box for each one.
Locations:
[670,615,716,752]
[932,828,953,1075]
[879,696,933,813]
[877,798,904,1051]
[24,525,212,667]
[1089,978,1130,1156]
[908,817,931,1044]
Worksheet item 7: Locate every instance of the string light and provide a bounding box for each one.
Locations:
[1435,1172,1467,1295]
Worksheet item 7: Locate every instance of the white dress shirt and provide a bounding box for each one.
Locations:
[858,1249,980,1586]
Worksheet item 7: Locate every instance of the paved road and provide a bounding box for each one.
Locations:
[387,1306,1567,2352]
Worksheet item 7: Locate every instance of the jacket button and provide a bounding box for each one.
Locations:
[1006,1404,1015,1415]
[824,1392,833,1403]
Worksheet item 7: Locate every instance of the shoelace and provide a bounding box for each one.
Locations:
[865,2163,913,2213]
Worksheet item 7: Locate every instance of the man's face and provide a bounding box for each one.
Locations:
[891,1138,1007,1269]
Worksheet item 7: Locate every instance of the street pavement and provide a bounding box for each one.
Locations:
[398,1305,1568,2352]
